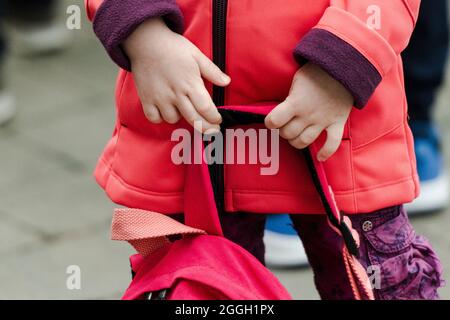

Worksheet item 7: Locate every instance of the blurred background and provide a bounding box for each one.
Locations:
[0,0,449,299]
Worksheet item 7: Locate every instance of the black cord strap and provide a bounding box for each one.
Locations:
[301,148,359,257]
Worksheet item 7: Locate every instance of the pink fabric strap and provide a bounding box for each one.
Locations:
[111,208,206,256]
[343,246,375,300]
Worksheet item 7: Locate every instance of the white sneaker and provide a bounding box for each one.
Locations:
[405,171,449,215]
[9,22,71,56]
[0,90,16,126]
[264,215,309,268]
[406,121,449,215]
[264,230,309,268]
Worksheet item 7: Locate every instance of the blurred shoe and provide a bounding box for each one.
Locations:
[0,89,15,127]
[264,215,309,268]
[9,21,70,56]
[405,121,449,215]
[0,69,15,126]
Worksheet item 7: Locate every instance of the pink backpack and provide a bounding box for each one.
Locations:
[110,107,374,300]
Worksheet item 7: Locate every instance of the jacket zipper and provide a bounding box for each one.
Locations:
[210,0,228,215]
[212,0,228,105]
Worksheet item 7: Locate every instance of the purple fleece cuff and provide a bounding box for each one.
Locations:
[293,29,382,109]
[93,0,184,71]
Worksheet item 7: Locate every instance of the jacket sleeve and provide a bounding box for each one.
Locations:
[293,0,421,109]
[85,0,184,71]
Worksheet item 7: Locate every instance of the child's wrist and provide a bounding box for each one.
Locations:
[304,62,354,106]
[123,18,171,61]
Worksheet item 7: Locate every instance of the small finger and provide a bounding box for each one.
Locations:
[188,83,222,124]
[176,95,220,134]
[265,100,296,129]
[159,103,181,124]
[143,104,162,124]
[279,117,307,140]
[288,125,323,149]
[195,51,231,87]
[317,124,344,161]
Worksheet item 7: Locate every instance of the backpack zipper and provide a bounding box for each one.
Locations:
[209,0,228,215]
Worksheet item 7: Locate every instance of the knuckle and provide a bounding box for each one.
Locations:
[174,95,188,109]
[328,130,342,142]
[210,63,221,73]
[196,103,210,113]
[301,131,316,144]
[179,83,193,95]
[280,127,297,140]
[152,94,167,106]
[192,47,204,60]
[298,134,311,145]
[139,93,154,106]
[284,99,297,112]
[167,90,179,103]
[203,58,214,69]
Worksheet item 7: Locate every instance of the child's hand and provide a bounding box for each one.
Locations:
[265,63,353,162]
[123,18,231,134]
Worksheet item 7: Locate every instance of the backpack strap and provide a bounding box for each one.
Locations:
[302,144,359,257]
[111,208,207,256]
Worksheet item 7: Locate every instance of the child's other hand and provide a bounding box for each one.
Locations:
[123,18,231,134]
[265,63,353,162]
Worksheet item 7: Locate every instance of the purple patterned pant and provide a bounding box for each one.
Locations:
[174,205,444,300]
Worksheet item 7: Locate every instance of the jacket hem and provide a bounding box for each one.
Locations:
[95,157,185,214]
[95,154,418,215]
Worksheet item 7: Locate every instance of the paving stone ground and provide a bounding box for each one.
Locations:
[0,1,449,299]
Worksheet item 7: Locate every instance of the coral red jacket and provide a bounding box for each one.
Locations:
[86,0,420,214]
